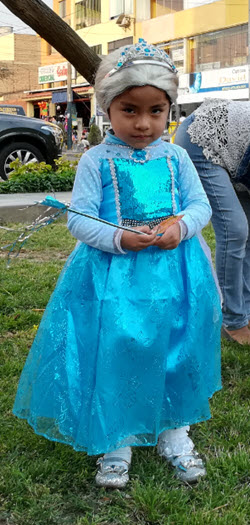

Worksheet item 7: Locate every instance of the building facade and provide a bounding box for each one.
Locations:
[25,0,249,124]
[0,28,41,113]
[25,0,136,128]
[137,0,249,114]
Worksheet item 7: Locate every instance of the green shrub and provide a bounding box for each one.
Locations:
[88,123,102,145]
[0,157,78,193]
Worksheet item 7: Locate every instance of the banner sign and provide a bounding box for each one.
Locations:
[178,66,248,103]
[39,62,75,84]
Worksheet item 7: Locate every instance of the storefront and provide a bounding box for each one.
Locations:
[24,84,92,127]
[24,61,93,128]
[51,87,91,128]
[177,65,249,113]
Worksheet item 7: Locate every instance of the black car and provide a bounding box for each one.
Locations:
[0,112,63,180]
[0,104,26,116]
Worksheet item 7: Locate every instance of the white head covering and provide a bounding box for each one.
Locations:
[94,39,179,114]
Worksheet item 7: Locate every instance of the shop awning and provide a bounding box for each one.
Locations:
[52,89,69,104]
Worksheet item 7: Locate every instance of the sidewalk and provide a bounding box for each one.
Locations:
[0,192,72,223]
[62,146,84,161]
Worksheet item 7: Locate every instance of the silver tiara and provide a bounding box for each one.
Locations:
[105,38,177,78]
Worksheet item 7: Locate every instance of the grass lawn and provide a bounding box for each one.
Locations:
[0,222,249,525]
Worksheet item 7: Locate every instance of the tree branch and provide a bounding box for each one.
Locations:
[0,0,101,84]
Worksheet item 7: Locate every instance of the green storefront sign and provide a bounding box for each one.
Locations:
[39,74,54,83]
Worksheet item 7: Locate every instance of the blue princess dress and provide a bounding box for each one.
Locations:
[13,133,222,455]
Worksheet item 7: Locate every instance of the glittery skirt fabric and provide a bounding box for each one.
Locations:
[13,237,222,455]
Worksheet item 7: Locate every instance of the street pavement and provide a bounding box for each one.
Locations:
[0,192,72,223]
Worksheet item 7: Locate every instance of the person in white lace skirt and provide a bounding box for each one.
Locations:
[175,98,250,345]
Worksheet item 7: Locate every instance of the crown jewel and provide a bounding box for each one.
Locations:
[106,38,177,78]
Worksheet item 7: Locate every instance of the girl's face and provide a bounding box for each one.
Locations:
[109,85,170,149]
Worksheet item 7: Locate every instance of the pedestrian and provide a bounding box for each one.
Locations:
[13,40,222,489]
[175,99,250,345]
[179,110,186,122]
[81,132,90,151]
[72,129,77,144]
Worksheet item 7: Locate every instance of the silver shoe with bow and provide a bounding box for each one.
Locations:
[167,451,206,483]
[95,456,130,488]
[157,439,206,483]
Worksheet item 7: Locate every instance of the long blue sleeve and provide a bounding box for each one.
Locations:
[176,147,212,238]
[67,153,121,254]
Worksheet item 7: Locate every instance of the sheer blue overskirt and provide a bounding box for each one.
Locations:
[13,237,222,455]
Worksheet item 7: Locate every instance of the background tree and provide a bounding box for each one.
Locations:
[0,0,101,84]
[88,124,102,146]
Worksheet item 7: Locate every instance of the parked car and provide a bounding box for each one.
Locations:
[0,112,63,180]
[0,104,26,116]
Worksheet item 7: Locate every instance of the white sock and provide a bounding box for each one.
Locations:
[158,426,194,457]
[103,446,132,466]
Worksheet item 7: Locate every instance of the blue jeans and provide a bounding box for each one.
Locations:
[175,115,250,329]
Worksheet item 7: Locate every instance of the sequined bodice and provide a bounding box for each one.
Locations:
[99,155,180,227]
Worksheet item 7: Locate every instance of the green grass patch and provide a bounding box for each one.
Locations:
[0,223,249,525]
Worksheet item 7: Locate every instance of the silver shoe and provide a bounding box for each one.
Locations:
[157,430,206,483]
[168,451,206,483]
[159,448,206,483]
[95,456,130,489]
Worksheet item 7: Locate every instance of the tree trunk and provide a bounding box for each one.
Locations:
[1,0,101,84]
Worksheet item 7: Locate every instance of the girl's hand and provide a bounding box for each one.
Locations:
[121,226,157,252]
[154,223,181,250]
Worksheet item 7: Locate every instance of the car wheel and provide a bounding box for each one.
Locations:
[0,142,45,180]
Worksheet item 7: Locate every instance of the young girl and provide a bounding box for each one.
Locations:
[13,40,222,489]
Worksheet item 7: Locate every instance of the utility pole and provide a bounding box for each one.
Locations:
[66,62,73,150]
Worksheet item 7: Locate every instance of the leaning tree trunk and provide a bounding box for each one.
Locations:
[0,0,101,84]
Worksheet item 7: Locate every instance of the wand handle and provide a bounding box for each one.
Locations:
[67,207,148,235]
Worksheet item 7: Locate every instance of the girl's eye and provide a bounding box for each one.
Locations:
[123,108,135,114]
[152,108,162,114]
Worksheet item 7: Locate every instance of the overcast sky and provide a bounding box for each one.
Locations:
[0,1,53,34]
